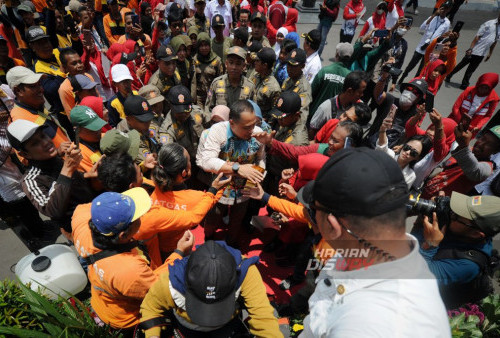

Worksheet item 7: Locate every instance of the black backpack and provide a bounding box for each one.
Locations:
[433,248,499,309]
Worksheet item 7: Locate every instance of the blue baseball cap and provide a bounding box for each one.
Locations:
[91,187,152,236]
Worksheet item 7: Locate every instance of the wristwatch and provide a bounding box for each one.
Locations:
[232,163,240,173]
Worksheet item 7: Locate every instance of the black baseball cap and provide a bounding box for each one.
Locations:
[301,29,321,47]
[250,11,266,24]
[124,95,154,122]
[167,85,193,114]
[255,47,276,66]
[185,241,238,327]
[271,91,301,119]
[156,45,177,62]
[211,14,225,27]
[287,48,306,65]
[26,26,50,43]
[298,148,409,217]
[400,78,428,98]
[233,27,249,43]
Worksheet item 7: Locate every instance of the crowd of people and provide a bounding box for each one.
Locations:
[0,0,500,336]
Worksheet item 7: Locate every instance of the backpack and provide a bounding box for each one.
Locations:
[433,248,499,309]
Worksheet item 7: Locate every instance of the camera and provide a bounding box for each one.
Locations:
[406,194,451,229]
[382,63,403,77]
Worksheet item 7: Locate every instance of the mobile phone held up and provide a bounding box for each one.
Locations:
[131,14,140,27]
[425,91,434,113]
[404,16,413,27]
[374,29,389,38]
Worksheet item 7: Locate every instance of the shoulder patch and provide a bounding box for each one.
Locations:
[261,86,268,94]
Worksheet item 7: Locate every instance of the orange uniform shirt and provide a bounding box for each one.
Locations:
[134,188,223,269]
[78,141,102,173]
[71,203,182,329]
[10,104,70,149]
[58,73,96,115]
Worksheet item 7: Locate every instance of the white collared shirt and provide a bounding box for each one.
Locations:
[300,234,451,338]
[472,19,500,56]
[304,51,322,84]
[416,16,450,54]
[205,0,233,37]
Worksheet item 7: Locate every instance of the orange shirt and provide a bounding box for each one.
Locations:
[10,104,70,149]
[32,0,48,13]
[71,203,182,329]
[127,0,139,13]
[134,188,223,269]
[103,14,126,45]
[58,73,96,115]
[78,141,102,173]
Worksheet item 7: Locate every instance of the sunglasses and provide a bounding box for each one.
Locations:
[402,144,419,158]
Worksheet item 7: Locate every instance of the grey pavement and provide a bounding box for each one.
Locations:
[1,2,499,285]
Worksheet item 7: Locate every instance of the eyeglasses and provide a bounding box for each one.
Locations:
[451,212,478,230]
[402,144,419,158]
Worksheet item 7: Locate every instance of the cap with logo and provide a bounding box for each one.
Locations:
[185,241,238,327]
[250,11,266,24]
[270,91,301,119]
[227,46,246,60]
[400,78,428,98]
[6,119,45,151]
[247,40,262,60]
[71,74,97,92]
[100,129,141,158]
[335,42,354,59]
[124,95,154,122]
[301,29,321,47]
[450,192,500,237]
[167,85,193,114]
[298,148,409,216]
[211,14,225,27]
[255,47,276,66]
[156,45,178,62]
[26,26,50,43]
[488,125,500,141]
[6,66,43,89]
[138,84,165,106]
[111,64,133,83]
[287,48,307,66]
[119,52,138,64]
[91,187,152,236]
[69,106,106,131]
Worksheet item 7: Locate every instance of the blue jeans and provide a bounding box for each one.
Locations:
[317,20,333,57]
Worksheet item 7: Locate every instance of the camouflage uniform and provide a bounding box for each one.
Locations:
[158,105,205,160]
[250,72,281,117]
[205,74,255,114]
[281,74,312,123]
[191,55,224,108]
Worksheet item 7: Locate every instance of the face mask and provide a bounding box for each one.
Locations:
[396,28,407,36]
[399,90,417,107]
[377,9,384,14]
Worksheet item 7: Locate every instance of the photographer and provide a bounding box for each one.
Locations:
[414,191,500,309]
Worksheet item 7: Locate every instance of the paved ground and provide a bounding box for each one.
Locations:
[1,1,499,287]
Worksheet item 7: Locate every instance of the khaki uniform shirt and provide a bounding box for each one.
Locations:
[211,37,233,64]
[149,114,164,143]
[268,121,309,176]
[116,120,159,167]
[281,74,312,123]
[250,72,281,116]
[158,105,205,160]
[249,36,271,48]
[205,74,255,114]
[191,55,224,108]
[186,15,210,33]
[148,69,182,98]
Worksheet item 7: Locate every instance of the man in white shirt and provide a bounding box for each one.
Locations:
[196,100,265,248]
[205,0,232,37]
[398,2,451,84]
[446,13,500,89]
[302,29,322,83]
[297,148,451,338]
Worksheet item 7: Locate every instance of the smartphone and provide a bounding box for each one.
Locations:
[425,92,434,113]
[374,29,389,38]
[63,14,77,35]
[459,114,472,131]
[433,43,444,54]
[388,104,398,119]
[82,29,93,43]
[404,16,413,27]
[453,20,464,34]
[131,14,140,27]
[74,126,80,148]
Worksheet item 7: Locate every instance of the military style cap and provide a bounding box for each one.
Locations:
[211,14,225,27]
[270,91,302,119]
[138,84,165,106]
[450,192,500,237]
[287,48,307,66]
[255,47,276,66]
[227,46,246,60]
[157,45,178,62]
[301,29,321,47]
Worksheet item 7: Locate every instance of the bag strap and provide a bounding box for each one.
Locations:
[139,316,173,331]
[84,241,139,265]
[433,248,490,271]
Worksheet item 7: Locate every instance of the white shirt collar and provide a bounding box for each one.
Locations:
[306,51,319,62]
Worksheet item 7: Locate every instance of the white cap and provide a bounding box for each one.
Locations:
[7,120,43,150]
[6,66,43,89]
[111,64,133,83]
[66,0,83,11]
